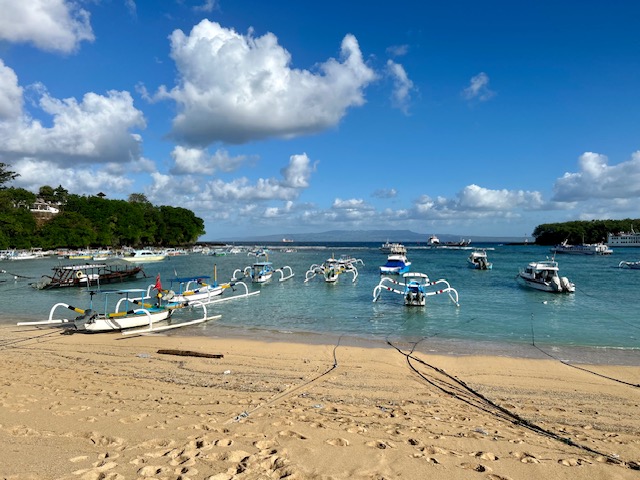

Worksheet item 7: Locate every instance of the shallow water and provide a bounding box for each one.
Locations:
[2,243,639,364]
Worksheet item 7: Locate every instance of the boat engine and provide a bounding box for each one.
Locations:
[73,309,98,331]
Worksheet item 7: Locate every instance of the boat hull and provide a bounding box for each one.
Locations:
[80,309,172,332]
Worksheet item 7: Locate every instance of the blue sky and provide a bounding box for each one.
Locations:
[1,1,640,241]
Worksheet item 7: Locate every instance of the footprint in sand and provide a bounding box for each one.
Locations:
[511,451,541,464]
[460,462,492,472]
[325,438,350,446]
[277,430,307,440]
[137,465,173,476]
[84,432,125,448]
[470,451,499,461]
[559,458,590,466]
[119,413,150,424]
[365,440,396,449]
[214,438,234,447]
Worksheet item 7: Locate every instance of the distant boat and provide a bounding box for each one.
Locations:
[550,240,612,255]
[618,260,640,270]
[380,241,406,254]
[31,263,144,290]
[282,238,294,243]
[607,227,640,247]
[467,249,492,270]
[121,249,166,263]
[379,253,411,275]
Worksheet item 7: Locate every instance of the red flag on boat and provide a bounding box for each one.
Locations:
[154,273,162,291]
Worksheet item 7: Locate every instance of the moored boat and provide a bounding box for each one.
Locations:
[550,240,612,255]
[122,249,166,263]
[372,272,460,307]
[607,228,640,247]
[517,260,575,293]
[467,249,492,270]
[31,263,145,290]
[379,253,411,275]
[618,260,640,270]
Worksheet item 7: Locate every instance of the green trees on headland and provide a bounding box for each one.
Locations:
[0,184,205,249]
[532,219,638,245]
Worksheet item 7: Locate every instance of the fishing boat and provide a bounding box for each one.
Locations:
[372,272,460,307]
[304,255,363,283]
[161,275,225,304]
[550,240,612,255]
[17,289,178,333]
[31,263,144,290]
[516,260,575,293]
[467,249,492,270]
[122,249,166,263]
[618,260,640,270]
[379,253,411,275]
[607,227,640,247]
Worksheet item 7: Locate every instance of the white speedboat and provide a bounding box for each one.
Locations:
[373,272,460,307]
[517,260,575,293]
[122,249,166,263]
[467,249,492,270]
[379,254,411,275]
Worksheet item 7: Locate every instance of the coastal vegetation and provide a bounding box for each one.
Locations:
[532,219,639,245]
[0,163,204,249]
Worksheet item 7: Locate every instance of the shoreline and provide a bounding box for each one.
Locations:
[4,313,640,366]
[1,325,639,479]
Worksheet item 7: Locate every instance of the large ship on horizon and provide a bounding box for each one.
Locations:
[607,227,640,247]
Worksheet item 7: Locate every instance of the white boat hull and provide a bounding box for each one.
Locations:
[81,309,172,332]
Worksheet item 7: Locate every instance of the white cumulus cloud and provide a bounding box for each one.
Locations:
[0,0,94,54]
[552,151,640,202]
[156,20,376,146]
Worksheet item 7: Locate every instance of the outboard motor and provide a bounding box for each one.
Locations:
[73,309,98,331]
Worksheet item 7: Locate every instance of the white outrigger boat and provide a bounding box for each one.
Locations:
[304,255,363,283]
[232,261,294,284]
[17,288,219,334]
[516,259,575,293]
[372,272,460,307]
[467,249,492,270]
[618,260,640,270]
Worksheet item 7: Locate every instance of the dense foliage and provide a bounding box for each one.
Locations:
[0,186,205,249]
[532,219,639,245]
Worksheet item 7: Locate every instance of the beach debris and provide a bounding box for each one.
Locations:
[233,411,249,422]
[157,349,224,359]
[136,353,151,358]
[223,369,231,375]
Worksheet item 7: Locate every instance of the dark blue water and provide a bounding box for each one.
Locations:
[2,243,639,363]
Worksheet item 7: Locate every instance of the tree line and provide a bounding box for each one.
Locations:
[532,219,639,245]
[0,162,205,249]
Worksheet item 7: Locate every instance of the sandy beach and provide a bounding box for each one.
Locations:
[0,325,638,480]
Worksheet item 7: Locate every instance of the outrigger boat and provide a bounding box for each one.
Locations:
[372,272,460,307]
[31,263,144,290]
[304,255,363,283]
[467,249,492,270]
[232,261,295,284]
[516,259,575,293]
[618,260,640,270]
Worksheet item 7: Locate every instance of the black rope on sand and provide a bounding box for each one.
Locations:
[529,314,639,388]
[387,338,640,471]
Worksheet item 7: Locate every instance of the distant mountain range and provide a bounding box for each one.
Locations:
[215,229,530,244]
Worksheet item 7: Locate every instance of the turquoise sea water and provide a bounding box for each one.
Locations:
[2,243,639,364]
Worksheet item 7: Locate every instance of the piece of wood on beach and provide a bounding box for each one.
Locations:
[157,349,224,359]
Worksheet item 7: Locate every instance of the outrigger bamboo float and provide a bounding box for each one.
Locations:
[372,272,460,307]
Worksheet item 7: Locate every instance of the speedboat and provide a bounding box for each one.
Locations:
[517,260,575,293]
[372,272,460,307]
[121,249,166,263]
[379,254,411,275]
[467,249,492,270]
